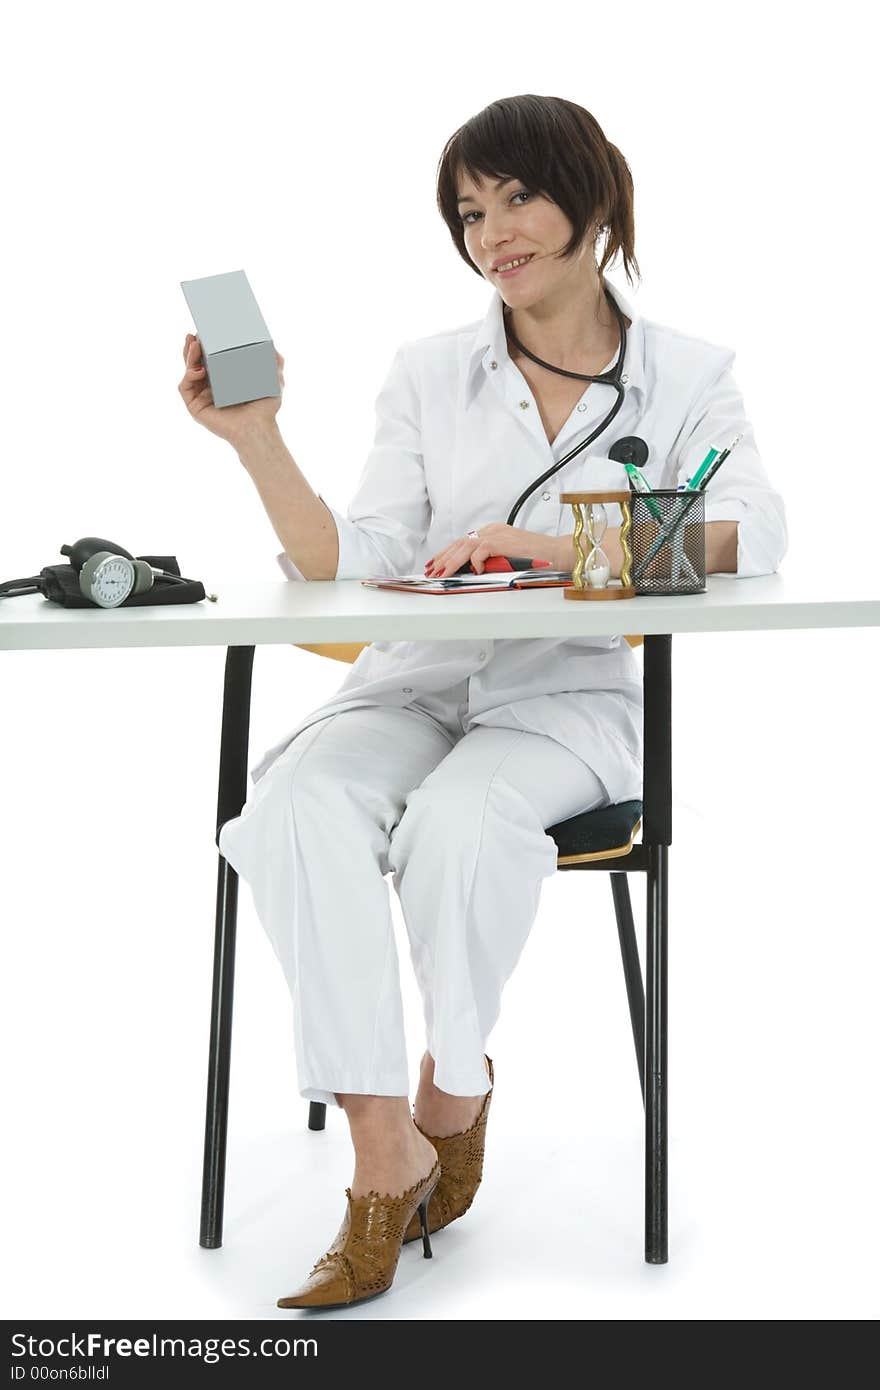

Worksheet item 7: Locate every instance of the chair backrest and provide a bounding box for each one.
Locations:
[295,636,643,664]
[295,642,373,663]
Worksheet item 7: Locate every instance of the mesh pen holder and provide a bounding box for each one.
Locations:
[631,490,706,595]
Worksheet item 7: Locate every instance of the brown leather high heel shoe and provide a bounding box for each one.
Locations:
[401,1055,494,1246]
[277,1157,441,1311]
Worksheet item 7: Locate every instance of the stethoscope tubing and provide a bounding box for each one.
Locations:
[505,286,629,527]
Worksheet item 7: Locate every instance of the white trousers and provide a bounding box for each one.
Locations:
[217,676,608,1109]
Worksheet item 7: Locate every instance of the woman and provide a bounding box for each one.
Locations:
[178,93,787,1311]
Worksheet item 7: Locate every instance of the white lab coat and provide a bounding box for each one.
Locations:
[250,277,788,800]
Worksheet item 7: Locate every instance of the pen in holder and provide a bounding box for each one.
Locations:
[559,491,636,600]
[630,490,706,595]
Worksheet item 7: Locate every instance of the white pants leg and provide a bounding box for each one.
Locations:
[387,723,606,1098]
[218,698,607,1109]
[218,704,453,1108]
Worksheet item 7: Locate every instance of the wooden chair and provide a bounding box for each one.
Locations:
[204,632,671,1264]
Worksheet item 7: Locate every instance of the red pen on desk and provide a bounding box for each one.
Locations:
[481,555,551,572]
[426,555,551,577]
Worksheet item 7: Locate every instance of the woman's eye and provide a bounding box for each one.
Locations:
[461,189,531,226]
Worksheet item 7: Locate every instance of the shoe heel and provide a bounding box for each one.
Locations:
[418,1182,438,1259]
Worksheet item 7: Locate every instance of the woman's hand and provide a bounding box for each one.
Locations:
[178,333,285,448]
[424,523,557,577]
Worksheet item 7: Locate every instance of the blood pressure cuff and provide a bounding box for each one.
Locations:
[0,556,206,607]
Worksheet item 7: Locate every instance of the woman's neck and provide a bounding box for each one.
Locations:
[504,275,622,370]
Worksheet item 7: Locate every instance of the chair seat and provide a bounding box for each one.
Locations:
[547,799,643,863]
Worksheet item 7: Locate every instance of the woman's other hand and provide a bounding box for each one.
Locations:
[178,334,285,448]
[424,523,558,577]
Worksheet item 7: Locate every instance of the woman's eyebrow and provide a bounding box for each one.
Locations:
[456,177,517,207]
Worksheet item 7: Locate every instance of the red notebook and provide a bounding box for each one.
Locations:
[362,556,572,596]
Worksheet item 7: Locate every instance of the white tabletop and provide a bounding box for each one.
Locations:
[1,571,878,652]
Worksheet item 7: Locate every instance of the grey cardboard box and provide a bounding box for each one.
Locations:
[180,269,280,408]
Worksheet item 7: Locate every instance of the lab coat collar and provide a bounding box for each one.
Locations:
[464,276,646,406]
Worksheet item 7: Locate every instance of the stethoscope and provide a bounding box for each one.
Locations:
[503,283,647,527]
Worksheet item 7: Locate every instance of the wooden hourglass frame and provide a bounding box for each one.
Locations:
[559,490,636,601]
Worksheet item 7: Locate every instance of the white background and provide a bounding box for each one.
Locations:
[2,0,878,1322]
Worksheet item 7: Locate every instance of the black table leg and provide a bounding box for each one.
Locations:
[645,841,668,1263]
[642,635,671,1265]
[200,644,255,1250]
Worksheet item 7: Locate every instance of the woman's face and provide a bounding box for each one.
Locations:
[456,169,594,302]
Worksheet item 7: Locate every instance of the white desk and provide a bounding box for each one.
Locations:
[3,572,879,651]
[3,572,878,1267]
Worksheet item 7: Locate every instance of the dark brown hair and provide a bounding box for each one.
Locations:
[436,94,641,288]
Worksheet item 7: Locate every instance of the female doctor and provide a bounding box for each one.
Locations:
[178,93,787,1311]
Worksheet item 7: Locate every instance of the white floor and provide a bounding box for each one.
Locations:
[2,625,878,1320]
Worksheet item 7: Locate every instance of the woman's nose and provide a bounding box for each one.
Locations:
[481,215,515,247]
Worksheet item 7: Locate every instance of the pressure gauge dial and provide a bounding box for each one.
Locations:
[85,553,136,608]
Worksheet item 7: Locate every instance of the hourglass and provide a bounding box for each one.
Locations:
[584,498,611,588]
[559,490,636,601]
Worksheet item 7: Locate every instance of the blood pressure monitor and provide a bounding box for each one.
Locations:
[81,552,138,608]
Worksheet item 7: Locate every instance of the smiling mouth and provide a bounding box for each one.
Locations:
[494,254,535,274]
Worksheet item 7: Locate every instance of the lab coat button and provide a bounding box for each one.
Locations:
[519,399,530,409]
[622,373,629,383]
[577,402,588,412]
[478,650,486,661]
[490,360,498,369]
[402,687,413,694]
[542,490,551,500]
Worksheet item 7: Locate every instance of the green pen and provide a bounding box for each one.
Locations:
[680,446,720,492]
[623,461,663,518]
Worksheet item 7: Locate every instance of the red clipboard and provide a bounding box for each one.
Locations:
[361,569,573,595]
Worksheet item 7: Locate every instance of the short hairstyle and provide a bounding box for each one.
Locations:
[436,94,641,288]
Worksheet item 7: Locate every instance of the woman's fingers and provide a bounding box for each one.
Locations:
[183,334,204,372]
[178,337,208,404]
[182,336,205,380]
[426,530,490,574]
[426,547,453,572]
[427,543,470,575]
